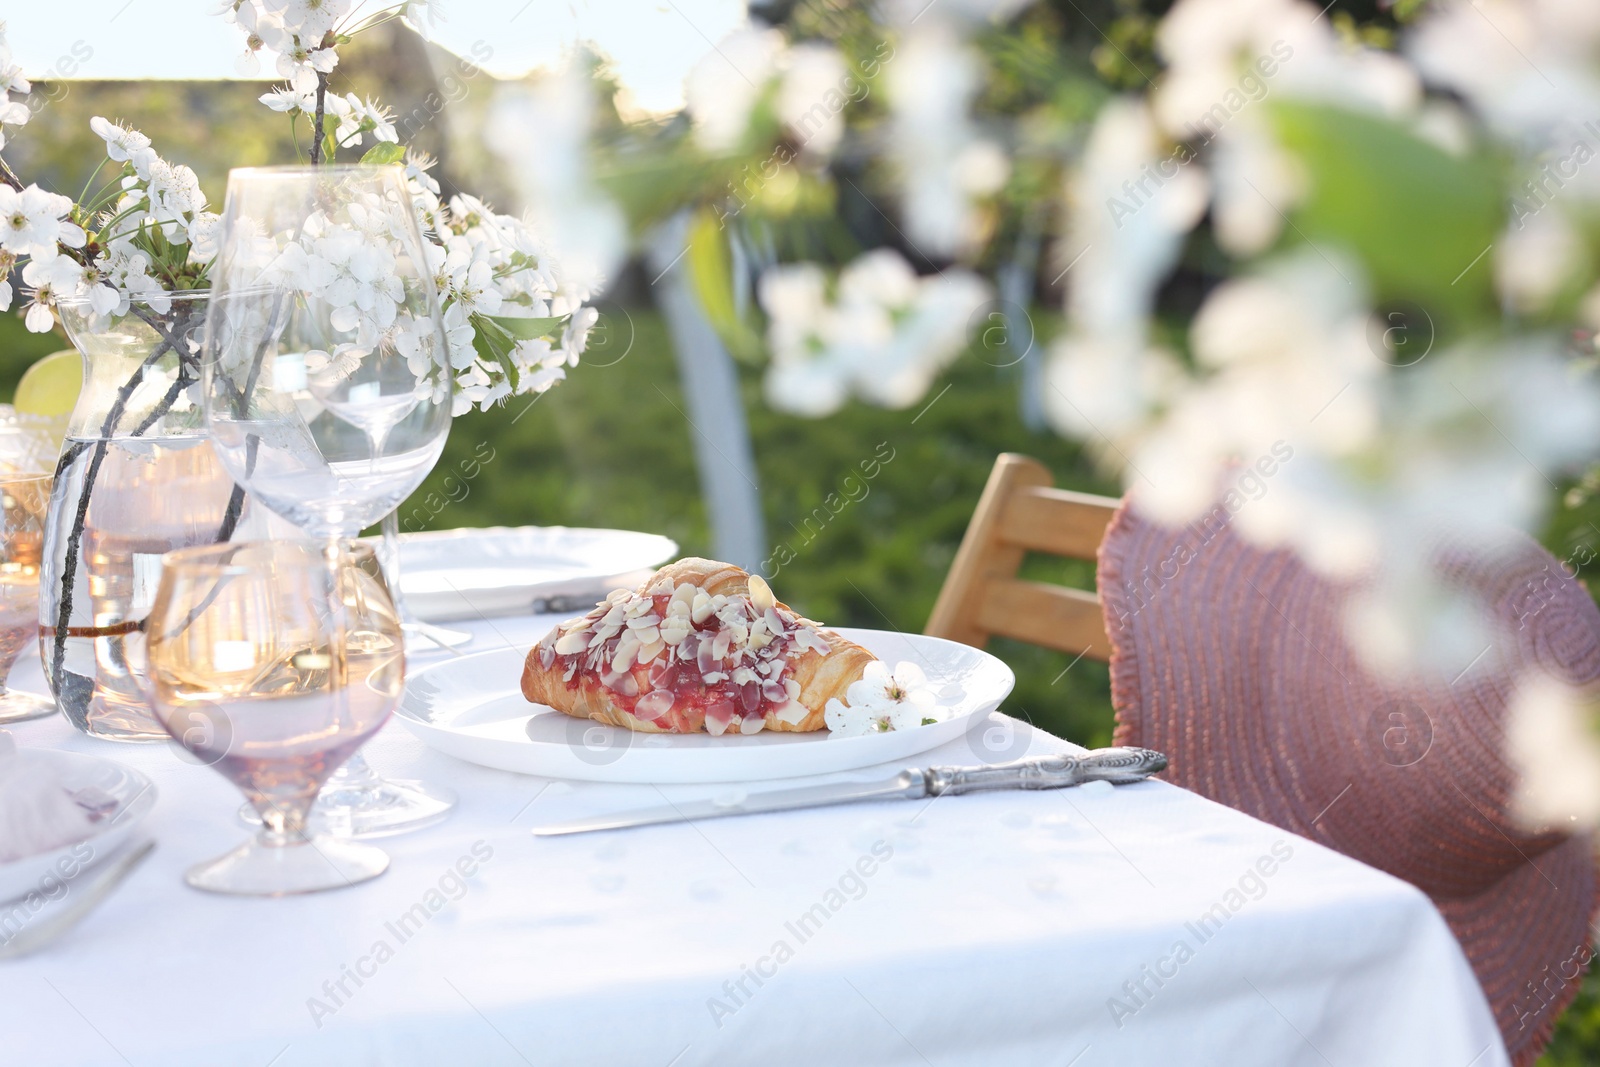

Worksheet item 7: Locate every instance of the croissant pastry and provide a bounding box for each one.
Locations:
[522,558,876,735]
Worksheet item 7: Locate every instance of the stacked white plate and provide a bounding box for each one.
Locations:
[394,526,678,622]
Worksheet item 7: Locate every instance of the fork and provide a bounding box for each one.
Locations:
[0,840,155,960]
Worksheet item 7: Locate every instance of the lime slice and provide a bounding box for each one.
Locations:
[14,349,83,417]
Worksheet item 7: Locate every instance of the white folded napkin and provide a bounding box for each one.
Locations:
[0,730,97,864]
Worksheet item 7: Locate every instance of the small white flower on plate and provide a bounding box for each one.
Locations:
[825,660,950,738]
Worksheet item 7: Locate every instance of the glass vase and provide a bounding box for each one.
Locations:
[41,291,251,742]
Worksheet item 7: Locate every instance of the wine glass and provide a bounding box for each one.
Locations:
[201,164,456,836]
[146,539,400,894]
[0,473,55,723]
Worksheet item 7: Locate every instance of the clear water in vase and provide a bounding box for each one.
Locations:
[41,433,241,741]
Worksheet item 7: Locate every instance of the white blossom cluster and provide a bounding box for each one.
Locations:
[218,3,596,416]
[219,0,438,77]
[408,161,599,415]
[1,113,216,332]
[824,660,952,737]
[1051,0,1600,651]
[1045,0,1600,806]
[757,248,989,417]
[220,0,348,77]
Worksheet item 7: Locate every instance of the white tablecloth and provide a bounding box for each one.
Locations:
[0,613,1508,1067]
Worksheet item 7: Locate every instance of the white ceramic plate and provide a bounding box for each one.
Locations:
[398,628,1015,784]
[0,750,156,903]
[392,526,678,623]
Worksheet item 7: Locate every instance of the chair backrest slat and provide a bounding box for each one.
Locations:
[975,579,1107,659]
[925,453,1118,661]
[998,487,1121,558]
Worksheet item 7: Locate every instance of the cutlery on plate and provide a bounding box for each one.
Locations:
[531,747,1168,836]
[0,840,155,959]
[403,620,473,651]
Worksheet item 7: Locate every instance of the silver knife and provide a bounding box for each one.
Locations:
[531,747,1167,837]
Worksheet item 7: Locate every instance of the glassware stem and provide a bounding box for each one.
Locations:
[381,510,472,650]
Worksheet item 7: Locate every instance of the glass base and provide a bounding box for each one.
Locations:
[185,833,389,896]
[240,777,457,839]
[0,690,58,725]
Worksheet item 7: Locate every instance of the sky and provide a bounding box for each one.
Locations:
[4,0,748,113]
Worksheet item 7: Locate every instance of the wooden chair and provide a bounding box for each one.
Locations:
[925,454,1120,661]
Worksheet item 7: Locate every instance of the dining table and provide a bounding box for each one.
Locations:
[0,608,1510,1067]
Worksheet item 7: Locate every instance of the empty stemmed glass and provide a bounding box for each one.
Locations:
[147,540,402,894]
[0,474,55,723]
[201,164,456,836]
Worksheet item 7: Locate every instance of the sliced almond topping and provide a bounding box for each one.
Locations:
[635,689,674,721]
[747,573,777,613]
[691,591,714,625]
[636,638,665,666]
[773,700,809,725]
[660,615,693,645]
[612,647,638,675]
[740,714,766,734]
[554,630,590,656]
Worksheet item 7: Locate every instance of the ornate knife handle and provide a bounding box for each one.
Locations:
[923,747,1168,797]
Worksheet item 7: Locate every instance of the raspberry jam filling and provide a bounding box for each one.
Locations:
[535,579,831,735]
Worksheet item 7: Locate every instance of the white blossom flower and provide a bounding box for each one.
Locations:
[440,302,475,368]
[277,38,339,77]
[88,117,155,173]
[18,253,81,332]
[0,184,85,258]
[187,213,222,264]
[331,93,396,147]
[562,305,598,360]
[259,69,319,113]
[444,253,503,317]
[405,149,442,196]
[0,43,30,97]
